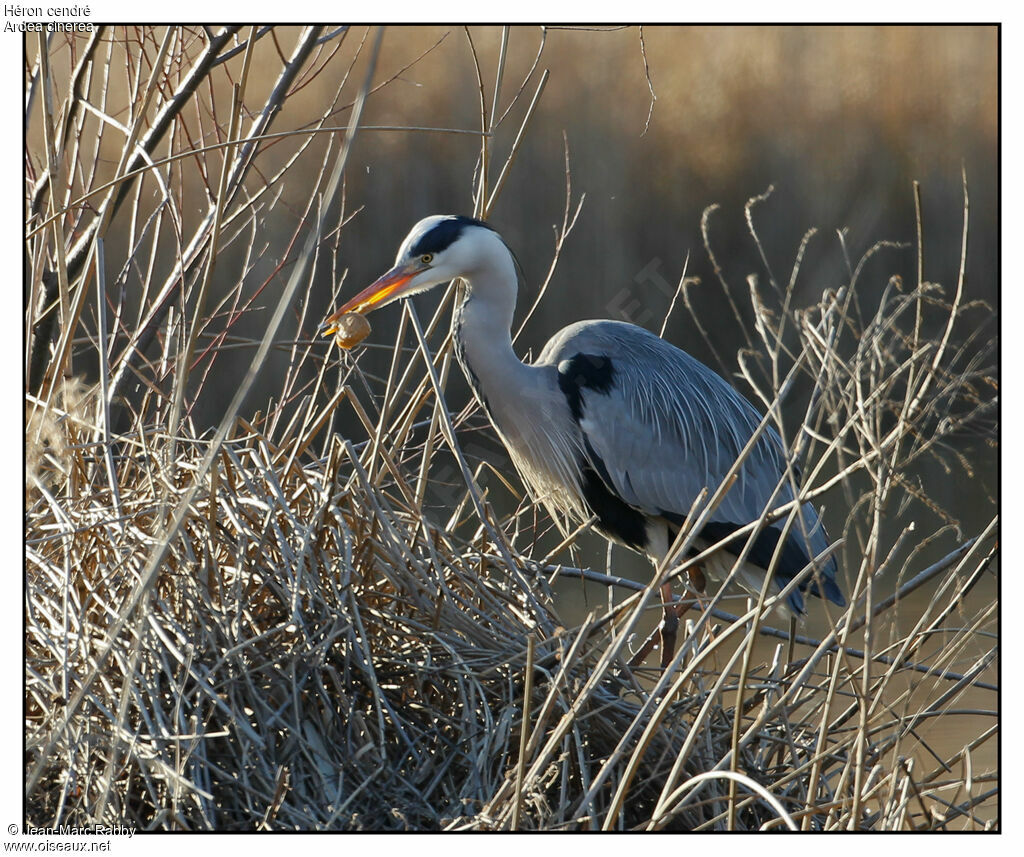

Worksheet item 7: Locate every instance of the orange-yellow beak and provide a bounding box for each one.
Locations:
[320,262,423,337]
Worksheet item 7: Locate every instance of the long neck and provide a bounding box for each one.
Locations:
[452,258,535,421]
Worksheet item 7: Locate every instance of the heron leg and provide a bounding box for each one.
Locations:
[627,571,702,669]
[626,581,681,669]
[659,580,679,669]
[627,627,659,668]
[688,565,706,594]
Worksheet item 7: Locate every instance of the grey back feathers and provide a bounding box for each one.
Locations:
[541,320,792,528]
[536,320,842,612]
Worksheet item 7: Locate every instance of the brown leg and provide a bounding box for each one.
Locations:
[627,628,659,668]
[626,568,702,669]
[658,580,680,669]
[688,565,706,594]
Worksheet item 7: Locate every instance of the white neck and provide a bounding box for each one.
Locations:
[449,237,585,521]
[451,250,536,422]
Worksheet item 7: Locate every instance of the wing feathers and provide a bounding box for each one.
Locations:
[545,320,842,605]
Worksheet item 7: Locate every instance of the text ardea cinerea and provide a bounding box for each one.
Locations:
[322,215,845,667]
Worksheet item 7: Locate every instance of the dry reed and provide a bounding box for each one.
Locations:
[25,26,997,831]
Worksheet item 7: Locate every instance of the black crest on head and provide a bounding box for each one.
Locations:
[409,216,496,257]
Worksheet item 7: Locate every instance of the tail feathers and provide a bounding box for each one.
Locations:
[783,587,806,616]
[695,520,846,613]
[780,559,845,614]
[808,574,846,607]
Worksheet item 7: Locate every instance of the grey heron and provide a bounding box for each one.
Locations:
[323,215,845,667]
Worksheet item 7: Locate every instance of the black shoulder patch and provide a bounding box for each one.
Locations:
[409,216,496,257]
[557,353,616,422]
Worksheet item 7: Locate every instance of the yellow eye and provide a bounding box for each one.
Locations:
[420,253,433,264]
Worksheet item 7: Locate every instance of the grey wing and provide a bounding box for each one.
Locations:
[542,320,843,608]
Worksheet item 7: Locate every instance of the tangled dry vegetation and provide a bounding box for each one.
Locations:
[26,27,997,831]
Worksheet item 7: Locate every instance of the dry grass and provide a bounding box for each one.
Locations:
[25,27,997,831]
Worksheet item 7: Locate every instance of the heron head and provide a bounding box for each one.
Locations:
[321,215,501,336]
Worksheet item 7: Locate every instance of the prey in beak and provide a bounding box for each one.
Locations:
[320,260,427,338]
